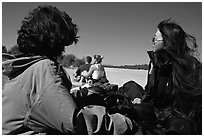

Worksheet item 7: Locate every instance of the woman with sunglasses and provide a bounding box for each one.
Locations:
[143,19,202,134]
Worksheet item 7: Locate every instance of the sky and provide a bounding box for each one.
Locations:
[2,2,202,65]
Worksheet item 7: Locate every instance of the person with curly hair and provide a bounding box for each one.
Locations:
[2,5,79,134]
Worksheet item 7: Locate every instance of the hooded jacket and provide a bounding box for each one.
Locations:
[144,50,201,119]
[2,56,78,134]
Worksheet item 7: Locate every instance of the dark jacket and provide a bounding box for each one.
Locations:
[144,50,174,109]
[144,50,202,113]
[143,50,202,134]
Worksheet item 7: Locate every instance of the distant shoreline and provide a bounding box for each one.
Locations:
[103,65,148,70]
[66,64,148,70]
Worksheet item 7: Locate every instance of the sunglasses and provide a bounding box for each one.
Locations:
[152,37,163,45]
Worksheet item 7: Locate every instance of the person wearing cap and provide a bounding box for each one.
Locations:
[81,55,108,84]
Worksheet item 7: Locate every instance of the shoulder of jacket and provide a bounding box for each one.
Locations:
[28,59,58,82]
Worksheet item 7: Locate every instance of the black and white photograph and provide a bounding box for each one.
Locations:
[2,1,202,135]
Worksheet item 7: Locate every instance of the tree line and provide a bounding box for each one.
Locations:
[104,64,148,70]
[2,45,148,70]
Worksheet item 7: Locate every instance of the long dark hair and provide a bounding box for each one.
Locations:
[158,19,201,114]
[17,5,79,57]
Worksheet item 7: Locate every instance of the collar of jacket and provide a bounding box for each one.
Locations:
[2,55,48,79]
[147,50,171,68]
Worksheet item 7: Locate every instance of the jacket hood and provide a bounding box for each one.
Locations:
[2,56,46,79]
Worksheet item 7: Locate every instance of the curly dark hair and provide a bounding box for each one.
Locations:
[17,5,79,57]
